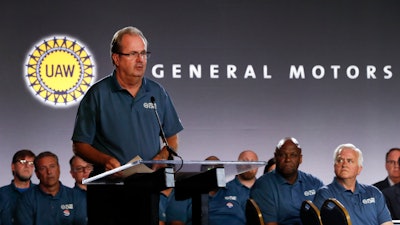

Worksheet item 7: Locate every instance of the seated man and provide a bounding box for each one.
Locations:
[313,143,393,225]
[14,151,87,225]
[382,157,400,220]
[0,149,36,225]
[69,155,93,191]
[205,155,249,225]
[159,187,192,225]
[250,137,324,225]
[373,148,400,191]
[383,180,400,220]
[226,150,259,215]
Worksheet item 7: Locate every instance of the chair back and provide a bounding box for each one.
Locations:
[320,198,352,225]
[300,200,322,225]
[246,198,264,225]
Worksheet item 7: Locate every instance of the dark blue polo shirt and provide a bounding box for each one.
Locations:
[314,177,392,225]
[14,183,87,225]
[72,71,183,164]
[250,170,324,225]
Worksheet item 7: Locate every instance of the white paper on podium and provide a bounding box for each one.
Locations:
[121,156,154,177]
[82,155,154,184]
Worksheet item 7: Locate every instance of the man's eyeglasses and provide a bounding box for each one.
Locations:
[386,160,399,166]
[116,51,151,59]
[17,159,34,167]
[72,165,93,173]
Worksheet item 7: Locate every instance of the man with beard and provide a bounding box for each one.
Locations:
[314,143,393,225]
[0,149,36,225]
[250,137,324,225]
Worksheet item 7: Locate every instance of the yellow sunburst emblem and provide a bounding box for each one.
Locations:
[25,36,95,107]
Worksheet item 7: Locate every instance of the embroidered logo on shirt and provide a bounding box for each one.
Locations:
[226,202,234,208]
[362,197,375,204]
[304,189,316,196]
[61,204,73,217]
[143,102,156,109]
[63,209,71,217]
[225,196,237,201]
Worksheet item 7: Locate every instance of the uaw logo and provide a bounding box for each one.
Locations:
[24,36,95,107]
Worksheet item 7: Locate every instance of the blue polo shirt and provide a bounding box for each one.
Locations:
[250,170,324,225]
[313,177,392,225]
[226,176,252,213]
[72,71,184,164]
[0,195,10,225]
[208,186,247,225]
[0,180,36,225]
[14,183,87,225]
[160,189,192,224]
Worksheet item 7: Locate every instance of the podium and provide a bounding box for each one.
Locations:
[83,159,265,225]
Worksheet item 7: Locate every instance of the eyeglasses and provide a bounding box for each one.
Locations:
[72,165,93,173]
[386,160,399,166]
[17,159,34,167]
[116,51,151,59]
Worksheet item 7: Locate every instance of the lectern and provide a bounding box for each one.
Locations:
[83,160,265,225]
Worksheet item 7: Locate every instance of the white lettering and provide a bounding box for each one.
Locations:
[366,65,377,79]
[244,65,256,79]
[312,65,325,79]
[149,64,394,80]
[227,64,237,79]
[172,64,181,78]
[304,189,316,196]
[210,64,219,79]
[190,64,201,78]
[383,65,392,79]
[152,64,164,78]
[143,102,155,109]
[362,198,375,204]
[225,196,237,201]
[61,204,74,210]
[263,65,272,79]
[290,65,305,79]
[331,65,341,79]
[346,65,359,79]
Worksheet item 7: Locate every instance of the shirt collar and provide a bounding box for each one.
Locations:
[332,177,365,194]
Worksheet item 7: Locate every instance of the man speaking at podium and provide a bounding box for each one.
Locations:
[71,26,184,176]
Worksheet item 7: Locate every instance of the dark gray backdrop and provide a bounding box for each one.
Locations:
[0,0,399,186]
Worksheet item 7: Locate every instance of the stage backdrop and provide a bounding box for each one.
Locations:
[0,0,399,187]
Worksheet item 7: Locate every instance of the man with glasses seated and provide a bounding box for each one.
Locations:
[373,148,400,191]
[0,149,36,225]
[69,155,93,191]
[314,143,393,225]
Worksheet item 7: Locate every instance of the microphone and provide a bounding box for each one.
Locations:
[150,96,178,159]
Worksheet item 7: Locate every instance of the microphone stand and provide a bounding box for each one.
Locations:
[150,96,178,160]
